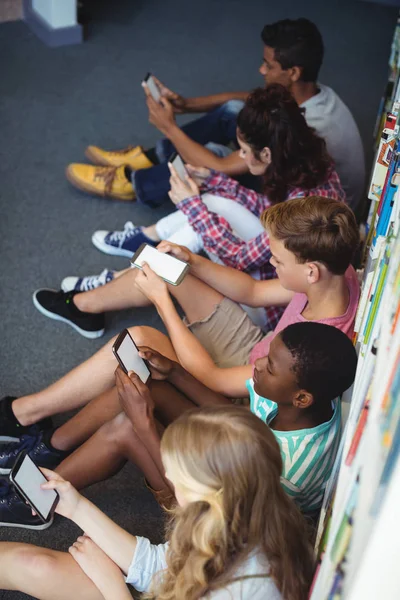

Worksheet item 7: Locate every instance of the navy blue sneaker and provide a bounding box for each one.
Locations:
[92,221,157,257]
[0,479,52,530]
[32,289,105,338]
[0,396,53,442]
[0,431,69,475]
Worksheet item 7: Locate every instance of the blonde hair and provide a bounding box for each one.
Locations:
[262,195,359,274]
[145,406,314,600]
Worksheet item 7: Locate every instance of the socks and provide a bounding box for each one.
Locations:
[0,396,21,425]
[124,166,133,181]
[144,147,159,165]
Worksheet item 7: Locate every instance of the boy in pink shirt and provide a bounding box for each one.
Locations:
[1,195,359,445]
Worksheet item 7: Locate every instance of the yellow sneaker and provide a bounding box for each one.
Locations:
[85,144,154,170]
[66,164,135,201]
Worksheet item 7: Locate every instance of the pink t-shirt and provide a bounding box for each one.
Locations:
[249,266,360,364]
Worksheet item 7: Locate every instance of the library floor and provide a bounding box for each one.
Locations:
[0,1,398,598]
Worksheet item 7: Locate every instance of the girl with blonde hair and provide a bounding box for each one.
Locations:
[0,406,313,600]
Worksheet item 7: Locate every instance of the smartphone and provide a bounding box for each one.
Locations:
[112,328,151,383]
[10,452,59,524]
[142,73,161,103]
[169,152,188,182]
[131,243,190,286]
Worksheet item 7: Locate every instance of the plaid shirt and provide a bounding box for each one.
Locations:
[178,169,345,330]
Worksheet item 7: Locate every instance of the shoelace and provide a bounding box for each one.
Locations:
[0,433,42,459]
[107,221,139,246]
[80,269,114,291]
[109,145,136,156]
[93,167,118,196]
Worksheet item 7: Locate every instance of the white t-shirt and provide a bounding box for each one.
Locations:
[126,536,282,599]
[301,84,366,210]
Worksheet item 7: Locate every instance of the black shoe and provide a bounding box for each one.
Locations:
[0,480,52,530]
[0,431,70,475]
[32,289,105,338]
[0,396,53,442]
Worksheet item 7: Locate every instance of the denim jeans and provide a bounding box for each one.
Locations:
[132,100,245,208]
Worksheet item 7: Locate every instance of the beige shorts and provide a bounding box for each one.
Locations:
[185,297,265,368]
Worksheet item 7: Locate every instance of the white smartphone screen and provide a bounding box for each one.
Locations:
[132,244,188,285]
[13,455,57,520]
[171,154,188,181]
[116,334,150,383]
[145,76,161,102]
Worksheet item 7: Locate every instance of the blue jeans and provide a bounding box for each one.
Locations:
[132,100,244,208]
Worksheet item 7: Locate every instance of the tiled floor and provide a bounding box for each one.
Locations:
[0,0,22,23]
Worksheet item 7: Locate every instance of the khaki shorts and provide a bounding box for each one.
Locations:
[185,297,265,369]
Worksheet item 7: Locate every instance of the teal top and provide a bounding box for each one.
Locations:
[247,379,341,513]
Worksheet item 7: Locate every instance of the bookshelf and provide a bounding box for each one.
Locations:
[310,16,400,600]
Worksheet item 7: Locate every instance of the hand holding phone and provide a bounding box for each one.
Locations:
[169,152,188,182]
[142,73,162,103]
[131,243,189,286]
[10,454,59,524]
[113,329,151,383]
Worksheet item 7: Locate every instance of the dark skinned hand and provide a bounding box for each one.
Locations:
[114,367,154,431]
[137,346,177,381]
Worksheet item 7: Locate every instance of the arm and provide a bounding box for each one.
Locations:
[165,130,248,176]
[134,267,252,396]
[189,251,293,306]
[115,368,165,480]
[183,91,249,113]
[157,294,252,397]
[157,241,294,307]
[69,536,134,600]
[144,89,248,175]
[138,349,231,407]
[150,77,249,113]
[41,470,137,574]
[170,164,270,217]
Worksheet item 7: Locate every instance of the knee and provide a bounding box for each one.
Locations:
[127,325,156,346]
[221,99,245,114]
[100,412,136,450]
[11,546,59,581]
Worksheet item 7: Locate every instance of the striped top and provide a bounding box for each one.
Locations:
[247,379,341,513]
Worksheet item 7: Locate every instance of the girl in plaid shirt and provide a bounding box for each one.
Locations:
[38,85,345,337]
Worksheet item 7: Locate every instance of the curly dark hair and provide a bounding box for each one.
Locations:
[236,85,332,203]
[280,322,357,404]
[261,18,324,82]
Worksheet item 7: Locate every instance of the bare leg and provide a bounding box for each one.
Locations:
[12,335,119,426]
[74,267,224,319]
[74,267,151,313]
[13,273,222,428]
[56,381,196,491]
[56,412,166,491]
[0,543,103,600]
[50,375,186,453]
[51,387,121,451]
[142,224,160,241]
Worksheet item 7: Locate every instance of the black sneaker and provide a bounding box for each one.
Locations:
[0,431,70,475]
[0,480,52,530]
[0,396,53,442]
[32,289,105,338]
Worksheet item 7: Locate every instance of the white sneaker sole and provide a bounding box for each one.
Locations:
[0,516,53,530]
[92,231,135,258]
[32,290,105,339]
[0,467,11,475]
[0,435,20,443]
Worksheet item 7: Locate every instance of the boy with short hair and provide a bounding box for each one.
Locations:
[0,321,357,527]
[0,195,360,477]
[66,18,364,210]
